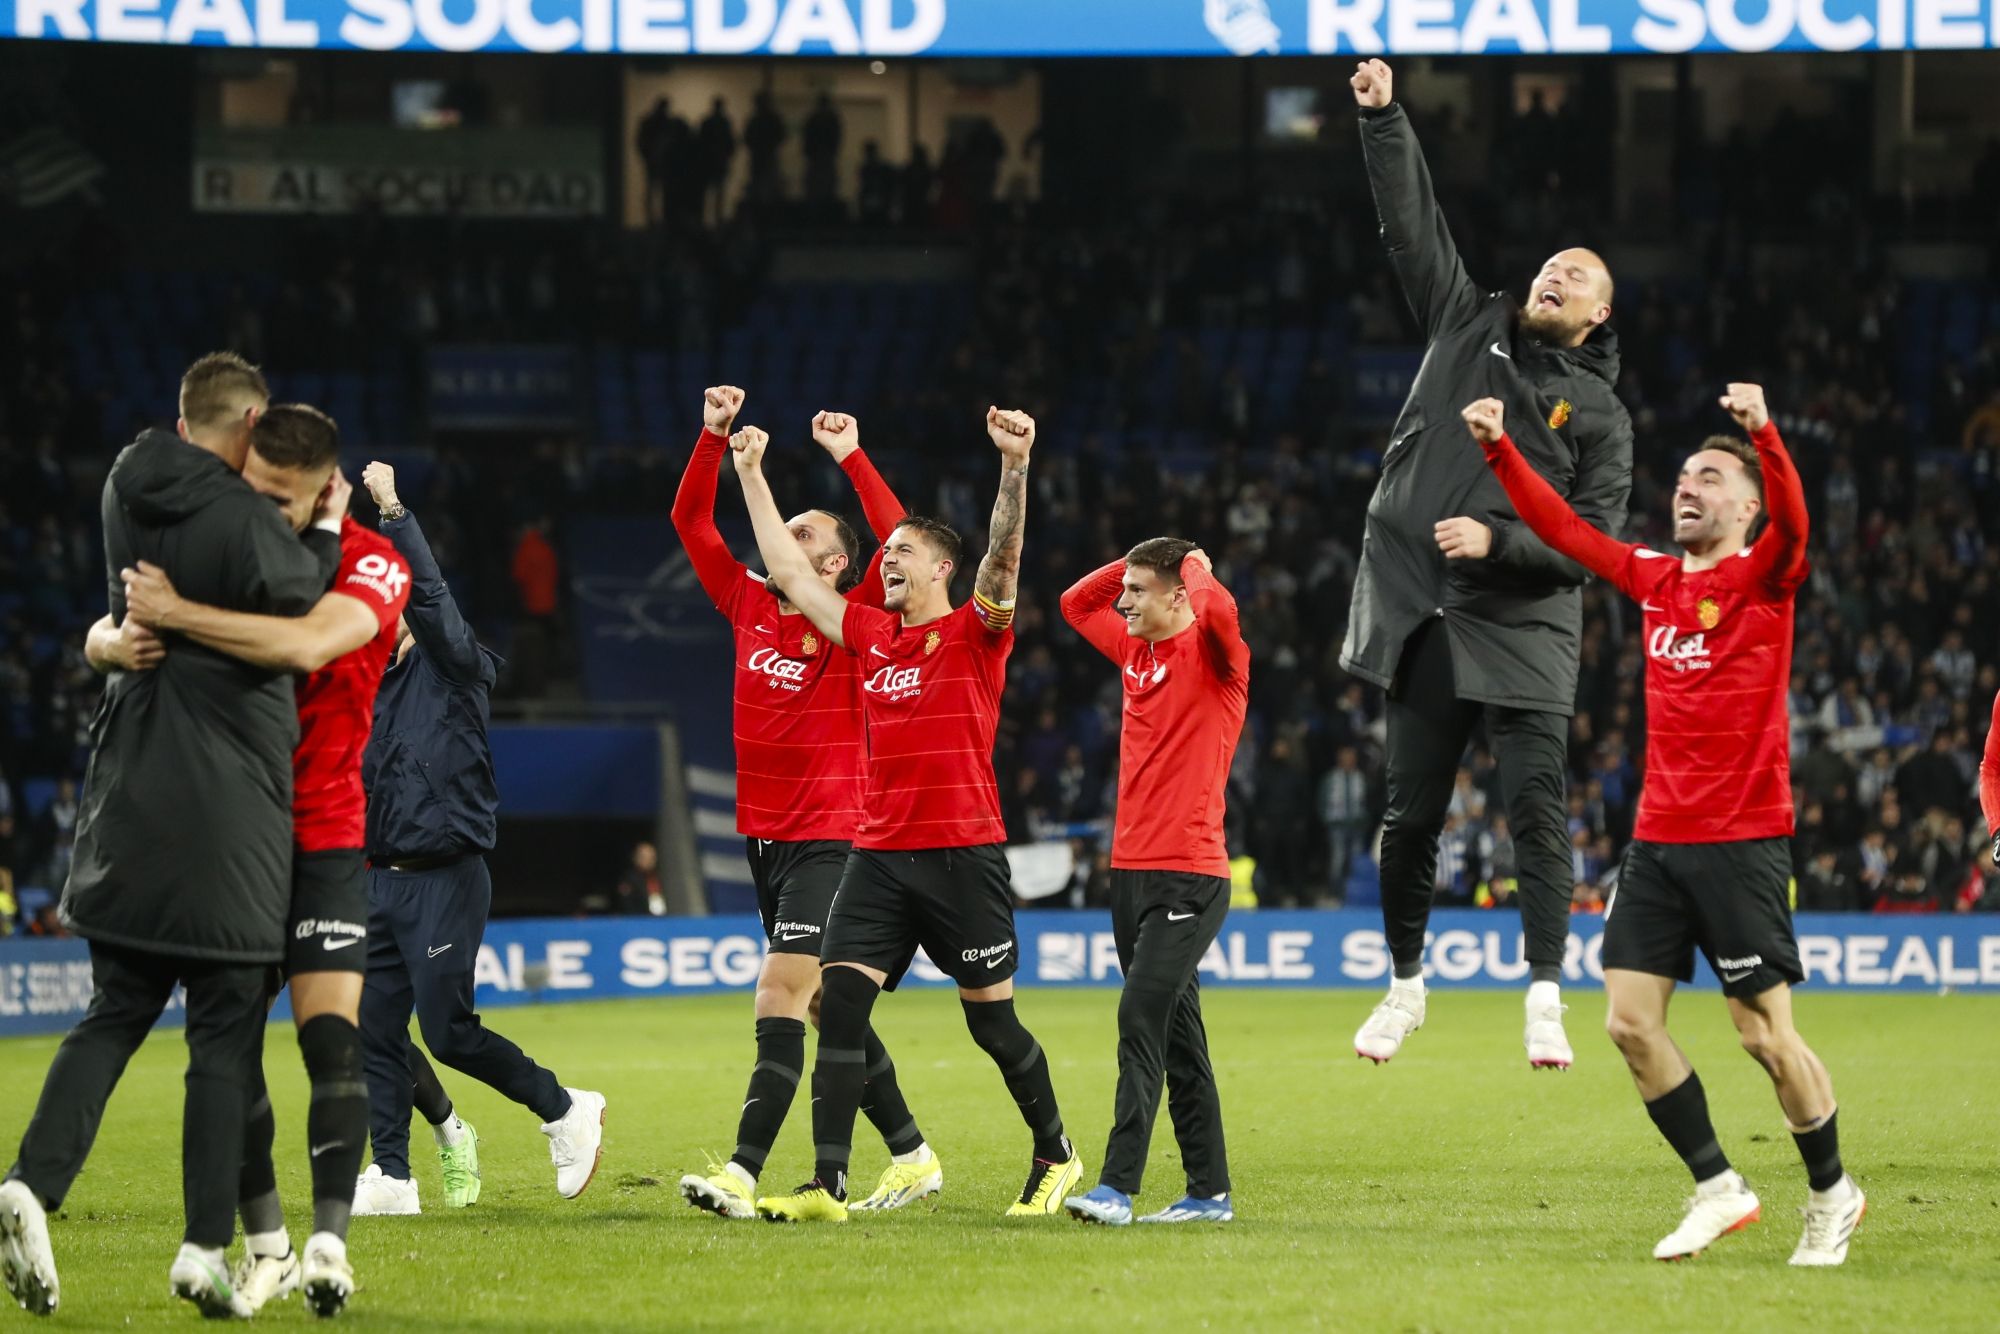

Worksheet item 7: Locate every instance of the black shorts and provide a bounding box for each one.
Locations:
[286,848,368,977]
[1604,837,1803,999]
[823,845,1017,991]
[747,837,851,957]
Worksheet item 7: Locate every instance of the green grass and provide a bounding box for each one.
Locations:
[2,988,1995,1331]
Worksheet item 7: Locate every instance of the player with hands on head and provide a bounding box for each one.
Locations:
[670,389,943,1220]
[1472,382,1863,1267]
[1342,56,1634,1073]
[736,407,1084,1224]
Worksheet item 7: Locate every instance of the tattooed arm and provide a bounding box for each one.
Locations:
[972,407,1035,630]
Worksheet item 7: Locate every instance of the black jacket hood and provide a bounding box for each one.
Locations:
[109,428,244,525]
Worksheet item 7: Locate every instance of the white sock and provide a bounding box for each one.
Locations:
[1526,980,1562,1011]
[1389,974,1425,996]
[432,1114,467,1148]
[725,1161,756,1191]
[245,1229,291,1260]
[891,1142,933,1166]
[1809,1175,1855,1207]
[1695,1169,1742,1196]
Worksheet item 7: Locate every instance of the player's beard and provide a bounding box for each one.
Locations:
[1520,301,1591,345]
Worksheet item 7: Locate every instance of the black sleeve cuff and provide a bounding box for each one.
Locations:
[1358,103,1400,121]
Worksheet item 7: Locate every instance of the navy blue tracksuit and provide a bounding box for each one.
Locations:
[359,510,567,1177]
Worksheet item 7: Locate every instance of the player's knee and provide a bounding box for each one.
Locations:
[752,975,814,1022]
[961,996,1032,1065]
[1604,1008,1663,1053]
[816,965,878,1045]
[416,1011,479,1063]
[1116,978,1176,1035]
[298,1013,365,1088]
[1737,1021,1790,1071]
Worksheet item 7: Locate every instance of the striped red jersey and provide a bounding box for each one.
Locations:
[1060,558,1250,877]
[670,428,903,842]
[293,518,410,853]
[1482,421,1808,844]
[840,598,1011,851]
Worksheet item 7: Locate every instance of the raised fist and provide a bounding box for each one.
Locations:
[705,385,746,435]
[1719,382,1770,434]
[1351,59,1393,110]
[361,461,398,510]
[729,425,769,474]
[1461,397,1505,444]
[986,407,1035,461]
[812,410,860,462]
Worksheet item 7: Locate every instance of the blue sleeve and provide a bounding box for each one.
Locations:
[381,510,484,685]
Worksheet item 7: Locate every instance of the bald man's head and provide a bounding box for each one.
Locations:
[1520,247,1614,348]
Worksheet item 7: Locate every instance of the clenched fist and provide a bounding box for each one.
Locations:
[705,385,746,435]
[1461,398,1505,444]
[1351,59,1393,110]
[730,425,769,474]
[1434,517,1493,561]
[361,461,398,511]
[1719,382,1769,434]
[986,407,1035,461]
[812,411,860,462]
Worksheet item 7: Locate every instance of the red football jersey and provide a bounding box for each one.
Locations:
[841,598,1011,851]
[669,429,904,841]
[1483,422,1808,844]
[294,518,410,853]
[1061,558,1250,877]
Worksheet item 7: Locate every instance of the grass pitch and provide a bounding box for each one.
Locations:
[0,987,1994,1331]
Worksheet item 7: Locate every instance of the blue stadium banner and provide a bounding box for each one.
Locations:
[427,344,577,431]
[4,0,1998,55]
[4,910,1997,1037]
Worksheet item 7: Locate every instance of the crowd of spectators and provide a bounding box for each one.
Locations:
[4,91,2000,928]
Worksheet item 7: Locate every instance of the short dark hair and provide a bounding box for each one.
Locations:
[812,510,864,593]
[1124,536,1197,586]
[250,403,340,472]
[892,514,962,571]
[179,352,268,432]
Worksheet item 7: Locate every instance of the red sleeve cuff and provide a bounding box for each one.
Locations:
[698,428,730,448]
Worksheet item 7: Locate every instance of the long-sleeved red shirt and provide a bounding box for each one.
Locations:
[1061,556,1250,877]
[1981,690,2000,841]
[1483,421,1808,845]
[670,429,903,842]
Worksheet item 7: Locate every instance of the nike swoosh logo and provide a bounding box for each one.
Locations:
[1490,341,1512,360]
[870,646,892,658]
[742,1098,759,1112]
[323,937,361,951]
[756,625,775,633]
[1722,970,1752,984]
[1642,601,1664,612]
[1166,911,1196,922]
[427,944,453,958]
[777,932,813,942]
[986,955,1007,969]
[310,1141,346,1158]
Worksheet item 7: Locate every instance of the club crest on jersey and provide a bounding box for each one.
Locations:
[1547,399,1574,430]
[801,630,819,656]
[924,630,942,655]
[1696,597,1721,629]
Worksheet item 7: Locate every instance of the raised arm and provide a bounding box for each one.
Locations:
[730,426,852,647]
[1721,384,1809,594]
[363,461,484,685]
[1059,559,1128,662]
[972,408,1034,630]
[813,411,905,542]
[670,386,751,610]
[123,562,384,674]
[1182,551,1250,680]
[1352,60,1482,342]
[1983,688,2000,866]
[1463,400,1640,596]
[1481,403,1634,588]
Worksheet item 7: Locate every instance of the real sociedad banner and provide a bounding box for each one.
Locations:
[3,0,1998,56]
[4,910,1997,1038]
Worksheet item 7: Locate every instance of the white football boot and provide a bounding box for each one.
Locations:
[1354,984,1426,1064]
[1653,1171,1761,1261]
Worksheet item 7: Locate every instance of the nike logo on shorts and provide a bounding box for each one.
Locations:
[777,933,812,942]
[323,937,361,951]
[1166,910,1196,921]
[427,944,453,958]
[1722,969,1753,984]
[986,956,1007,968]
